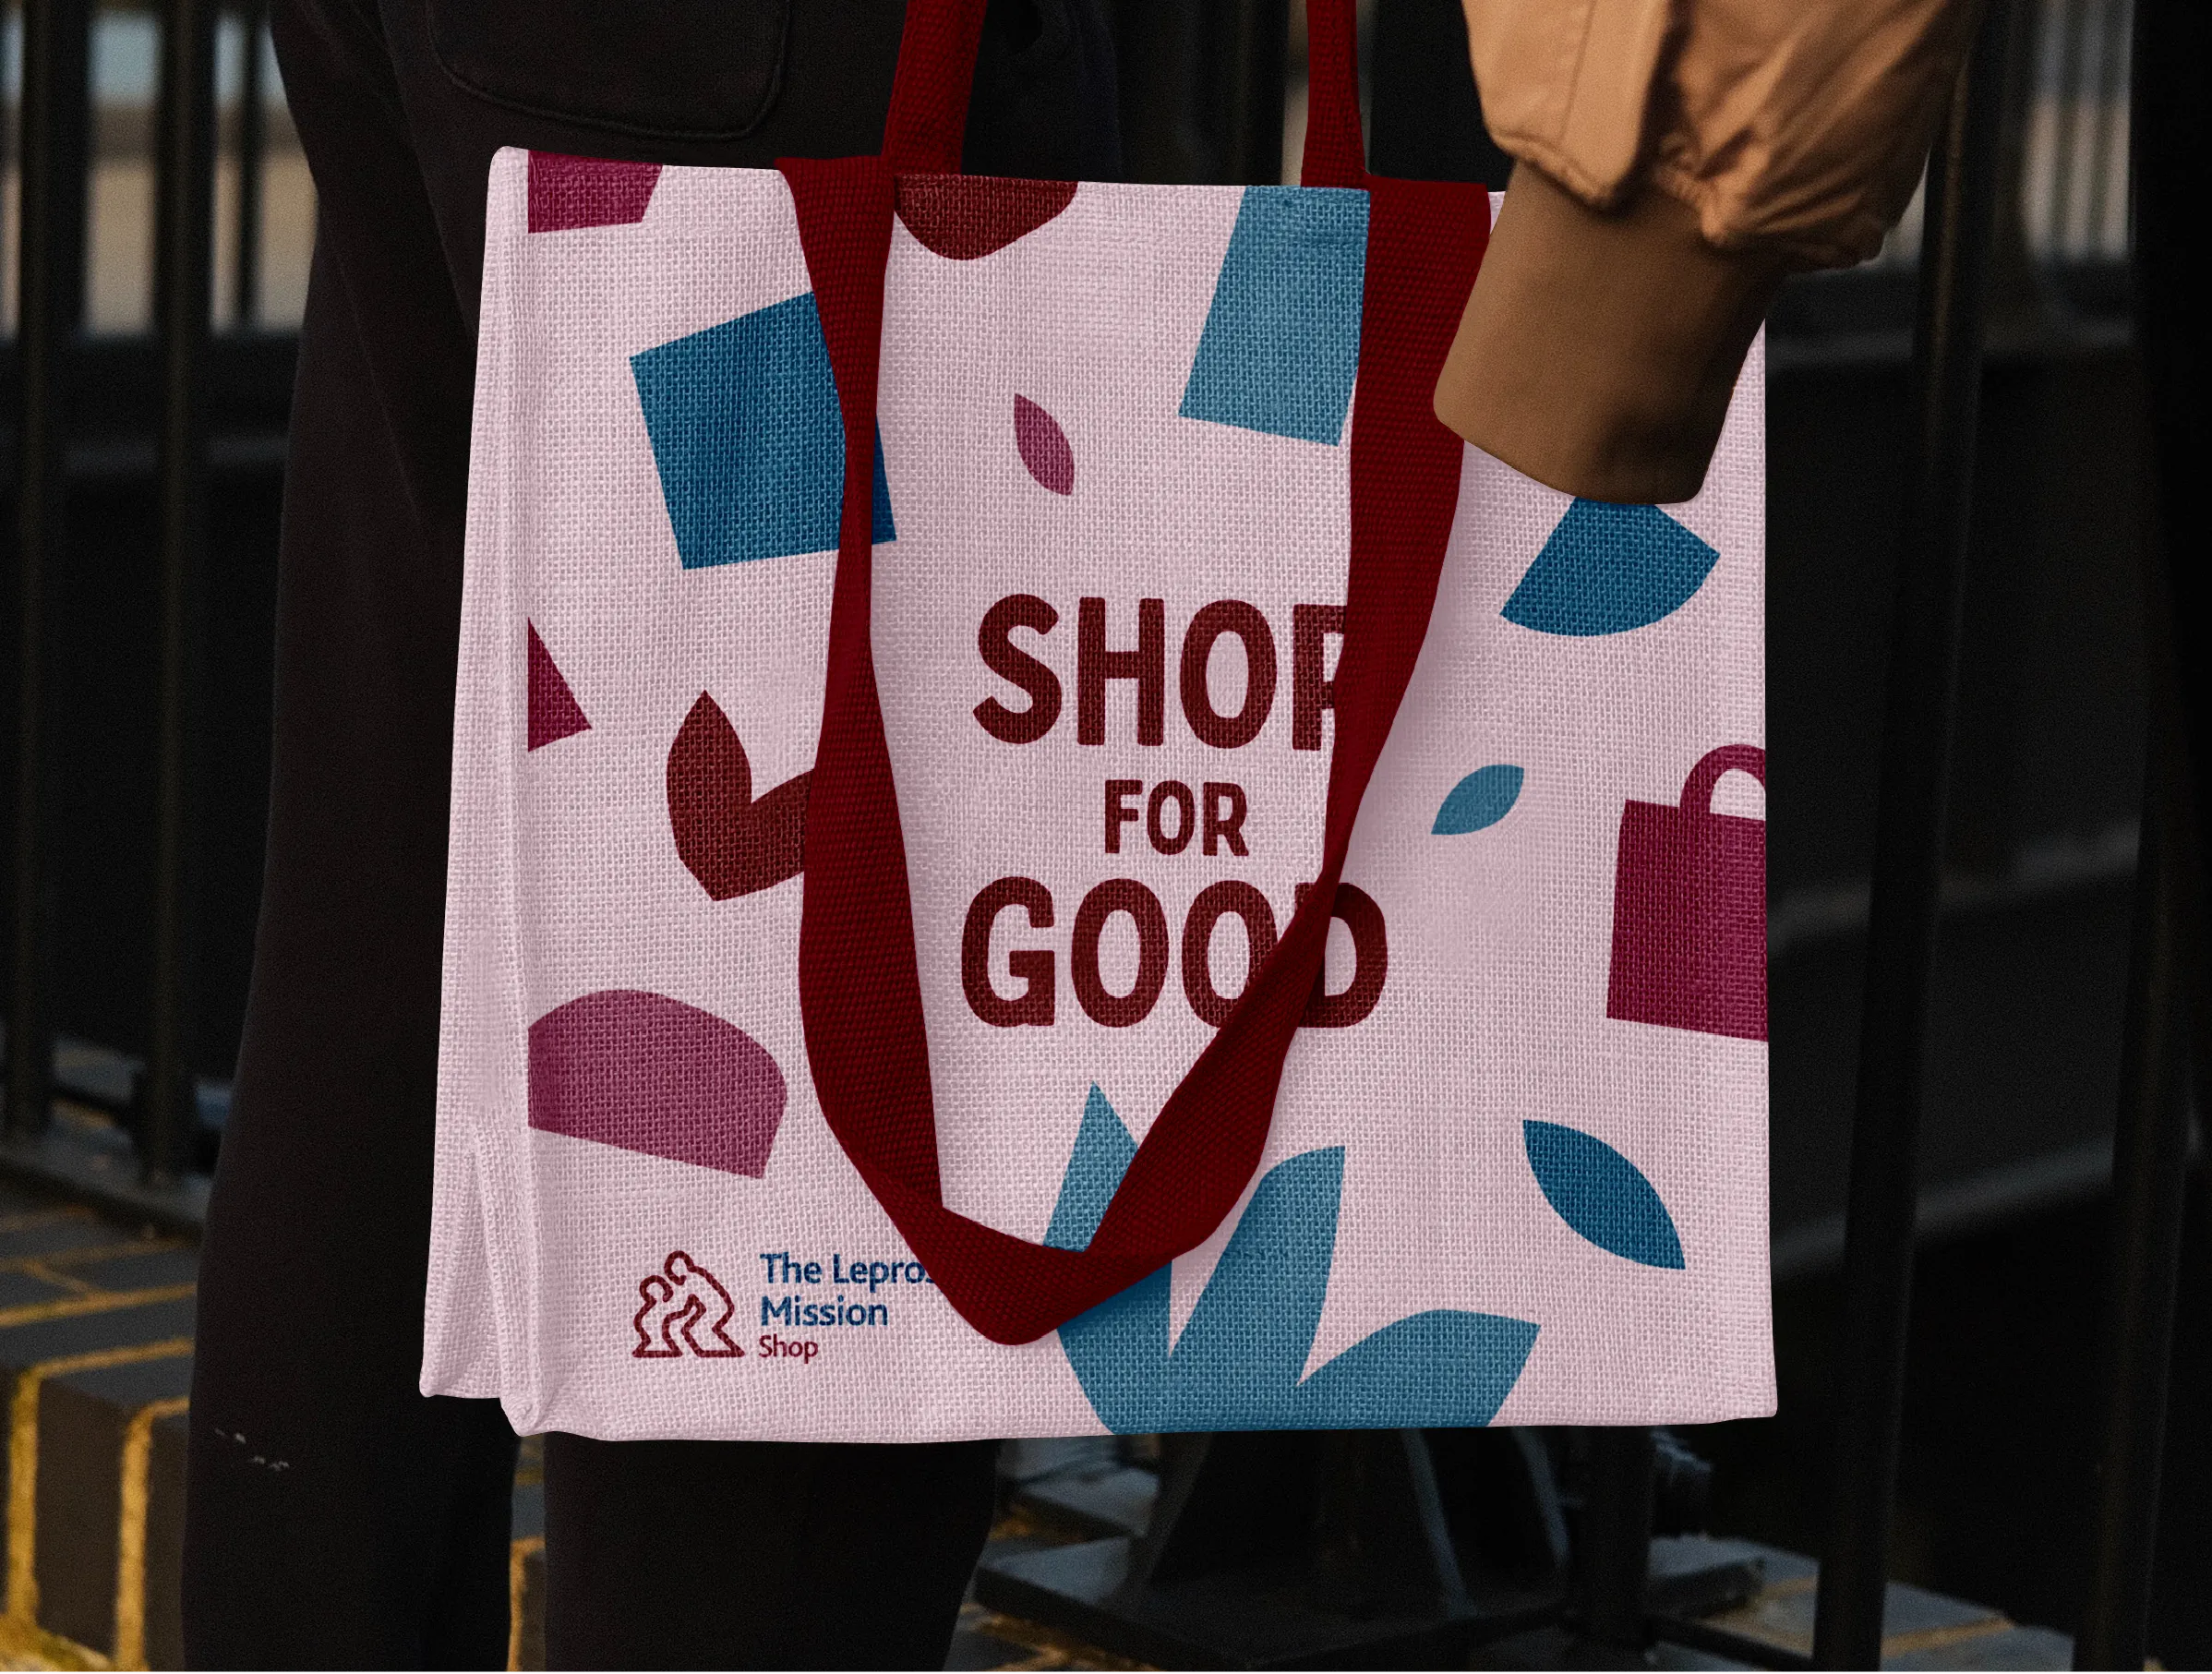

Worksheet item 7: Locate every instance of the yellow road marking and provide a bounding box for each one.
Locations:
[110,1396,188,1671]
[960,1608,1151,1672]
[1881,1615,2014,1656]
[0,1608,110,1668]
[0,1210,94,1239]
[1,1244,184,1279]
[0,1288,196,1334]
[3,1265,99,1300]
[507,1536,545,1672]
[6,1339,193,1633]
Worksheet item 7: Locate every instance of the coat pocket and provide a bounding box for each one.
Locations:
[427,0,791,140]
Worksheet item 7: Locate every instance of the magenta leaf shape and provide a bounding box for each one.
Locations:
[526,622,591,750]
[1015,394,1075,495]
[529,989,786,1178]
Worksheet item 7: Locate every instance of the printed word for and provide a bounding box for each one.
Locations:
[1105,778,1247,857]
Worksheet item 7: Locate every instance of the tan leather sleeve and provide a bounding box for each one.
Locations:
[1651,0,1978,264]
[1437,163,1782,506]
[1438,0,1977,502]
[1459,0,1675,210]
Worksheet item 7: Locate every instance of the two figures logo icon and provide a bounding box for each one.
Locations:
[632,1251,744,1358]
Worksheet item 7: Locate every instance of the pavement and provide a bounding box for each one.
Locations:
[0,1169,2072,1672]
[1,1175,196,1671]
[0,1171,1117,1673]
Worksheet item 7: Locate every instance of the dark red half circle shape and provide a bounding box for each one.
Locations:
[895,175,1077,259]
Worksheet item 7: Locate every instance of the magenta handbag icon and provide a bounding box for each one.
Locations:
[1605,744,1767,1042]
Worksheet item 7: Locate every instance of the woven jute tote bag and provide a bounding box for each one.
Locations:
[427,0,1772,1440]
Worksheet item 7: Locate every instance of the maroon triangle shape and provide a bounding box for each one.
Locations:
[527,622,591,750]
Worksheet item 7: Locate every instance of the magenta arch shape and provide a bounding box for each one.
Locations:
[528,989,785,1176]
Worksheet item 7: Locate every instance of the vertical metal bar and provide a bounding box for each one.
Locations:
[1220,0,1287,186]
[1576,1428,1655,1651]
[2074,676,2194,1668]
[1809,0,2017,1664]
[232,0,266,326]
[7,0,92,1142]
[144,0,220,1183]
[2074,0,2194,1651]
[2,14,12,283]
[1367,0,1515,186]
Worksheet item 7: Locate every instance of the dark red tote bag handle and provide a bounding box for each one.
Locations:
[778,1,1488,1345]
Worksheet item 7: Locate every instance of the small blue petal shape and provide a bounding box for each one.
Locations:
[1522,1120,1686,1269]
[1159,1148,1343,1429]
[1180,187,1368,445]
[1295,1309,1541,1427]
[1044,1087,1138,1253]
[1049,1090,1539,1431]
[1434,765,1524,835]
[1502,500,1718,636]
[631,292,895,569]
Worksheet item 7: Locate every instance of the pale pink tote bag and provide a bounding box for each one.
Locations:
[425,0,1772,1442]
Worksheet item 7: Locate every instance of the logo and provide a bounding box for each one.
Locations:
[631,1251,744,1358]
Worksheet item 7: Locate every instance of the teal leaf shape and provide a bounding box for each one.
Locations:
[1523,1120,1685,1269]
[1051,1089,1539,1431]
[1434,765,1524,835]
[1044,1087,1139,1252]
[1502,500,1718,636]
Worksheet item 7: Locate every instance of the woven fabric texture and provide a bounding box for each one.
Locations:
[427,153,1770,1440]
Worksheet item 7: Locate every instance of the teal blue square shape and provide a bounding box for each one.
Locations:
[631,291,895,568]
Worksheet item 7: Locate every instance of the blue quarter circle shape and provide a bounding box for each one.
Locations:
[1502,500,1718,636]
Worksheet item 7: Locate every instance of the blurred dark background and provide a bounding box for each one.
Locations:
[3,0,2200,1658]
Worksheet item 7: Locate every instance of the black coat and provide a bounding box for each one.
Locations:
[182,3,1117,1662]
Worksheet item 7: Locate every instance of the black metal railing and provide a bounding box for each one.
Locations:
[142,0,218,1185]
[6,0,294,1225]
[1817,0,2020,1657]
[2,0,2196,1662]
[6,0,91,1165]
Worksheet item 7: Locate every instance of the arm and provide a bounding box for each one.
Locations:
[1435,0,1978,502]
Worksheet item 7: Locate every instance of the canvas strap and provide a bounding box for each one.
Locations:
[779,0,1488,1344]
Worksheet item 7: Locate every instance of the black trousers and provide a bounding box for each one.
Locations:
[541,1437,1000,1668]
[179,1,1117,1665]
